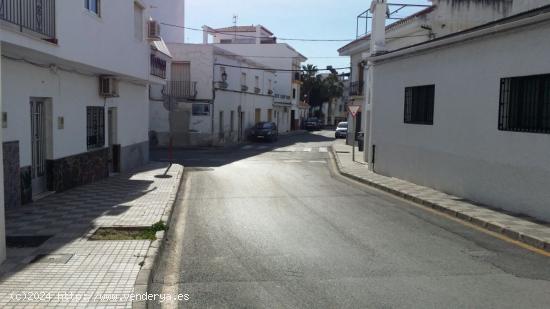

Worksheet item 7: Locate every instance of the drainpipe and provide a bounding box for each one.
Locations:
[211,55,216,145]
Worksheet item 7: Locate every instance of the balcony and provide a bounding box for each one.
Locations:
[0,0,56,40]
[163,81,198,99]
[350,81,364,97]
[150,54,167,79]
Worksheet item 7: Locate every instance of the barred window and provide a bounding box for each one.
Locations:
[499,74,550,134]
[87,107,105,149]
[404,85,435,125]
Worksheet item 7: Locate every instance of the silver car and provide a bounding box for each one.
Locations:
[335,122,348,138]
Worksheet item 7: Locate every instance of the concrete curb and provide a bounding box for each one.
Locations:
[133,164,184,309]
[329,147,550,253]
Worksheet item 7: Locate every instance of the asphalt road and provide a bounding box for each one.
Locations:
[153,131,550,309]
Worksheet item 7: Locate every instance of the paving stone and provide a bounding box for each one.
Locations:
[332,141,550,253]
[0,163,183,308]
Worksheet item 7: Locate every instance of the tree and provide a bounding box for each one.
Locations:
[300,64,318,103]
[299,64,344,122]
[320,74,344,125]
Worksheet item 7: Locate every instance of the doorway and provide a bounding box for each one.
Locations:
[108,107,120,173]
[238,110,244,142]
[291,110,296,130]
[30,99,47,196]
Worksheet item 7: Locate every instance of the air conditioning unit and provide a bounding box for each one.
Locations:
[99,76,119,97]
[148,19,161,41]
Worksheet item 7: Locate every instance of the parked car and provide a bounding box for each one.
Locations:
[335,122,348,138]
[305,117,321,131]
[250,122,278,142]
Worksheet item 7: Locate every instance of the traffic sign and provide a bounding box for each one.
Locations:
[348,105,361,118]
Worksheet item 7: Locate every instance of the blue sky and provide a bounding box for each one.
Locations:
[185,0,431,72]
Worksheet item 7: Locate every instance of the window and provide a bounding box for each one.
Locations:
[87,107,105,149]
[255,76,260,88]
[293,88,296,99]
[192,104,210,116]
[241,73,247,86]
[134,2,144,41]
[85,0,100,15]
[499,74,550,134]
[404,85,435,125]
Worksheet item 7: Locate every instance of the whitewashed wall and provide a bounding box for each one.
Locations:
[145,0,185,43]
[370,21,550,221]
[2,59,148,166]
[1,0,151,80]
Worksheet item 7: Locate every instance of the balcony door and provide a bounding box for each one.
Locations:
[171,62,191,97]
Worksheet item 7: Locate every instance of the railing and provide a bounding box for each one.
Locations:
[274,94,291,100]
[0,0,56,39]
[163,81,198,99]
[150,54,167,79]
[350,81,364,96]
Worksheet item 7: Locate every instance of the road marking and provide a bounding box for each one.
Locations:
[319,147,328,153]
[309,160,326,164]
[283,160,302,163]
[303,148,312,152]
[242,145,253,150]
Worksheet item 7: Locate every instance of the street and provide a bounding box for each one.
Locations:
[152,131,550,308]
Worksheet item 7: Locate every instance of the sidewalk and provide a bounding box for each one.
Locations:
[0,163,183,308]
[331,141,550,253]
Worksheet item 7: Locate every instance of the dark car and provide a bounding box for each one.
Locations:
[250,122,278,142]
[335,122,348,138]
[305,117,321,131]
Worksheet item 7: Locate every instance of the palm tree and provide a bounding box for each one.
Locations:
[321,73,344,126]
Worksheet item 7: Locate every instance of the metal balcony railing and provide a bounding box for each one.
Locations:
[150,55,167,79]
[163,81,198,99]
[350,81,364,96]
[0,0,56,39]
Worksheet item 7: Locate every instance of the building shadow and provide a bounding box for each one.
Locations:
[150,131,335,168]
[0,163,172,283]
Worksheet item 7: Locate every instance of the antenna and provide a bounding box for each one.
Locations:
[233,14,238,39]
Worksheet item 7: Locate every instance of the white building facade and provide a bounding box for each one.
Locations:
[1,0,168,218]
[366,4,550,221]
[205,25,307,133]
[149,44,276,147]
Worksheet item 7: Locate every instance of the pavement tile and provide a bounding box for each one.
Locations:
[332,141,550,253]
[0,163,183,308]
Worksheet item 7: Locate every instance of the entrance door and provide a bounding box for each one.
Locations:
[255,108,261,124]
[291,110,296,130]
[108,108,120,173]
[30,100,46,195]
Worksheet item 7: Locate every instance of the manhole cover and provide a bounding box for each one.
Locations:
[30,254,74,264]
[6,235,53,248]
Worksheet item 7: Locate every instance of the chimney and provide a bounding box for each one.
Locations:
[202,25,209,44]
[370,0,387,55]
[255,25,262,44]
